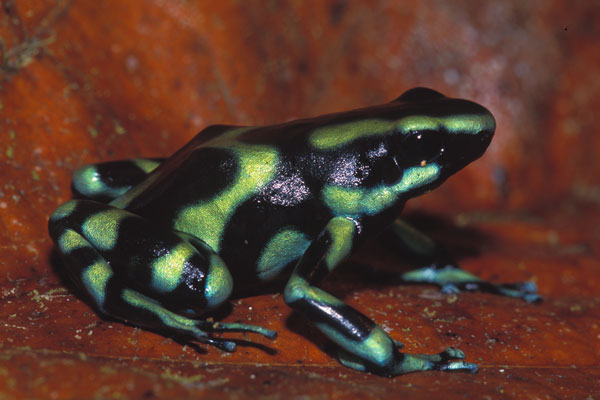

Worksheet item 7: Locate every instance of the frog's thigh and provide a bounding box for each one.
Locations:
[49,199,233,335]
[72,158,164,202]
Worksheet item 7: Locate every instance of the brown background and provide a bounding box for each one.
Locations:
[1,1,599,398]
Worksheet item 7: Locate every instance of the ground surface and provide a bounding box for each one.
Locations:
[1,1,599,398]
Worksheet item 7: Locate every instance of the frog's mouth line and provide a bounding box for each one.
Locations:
[437,128,494,177]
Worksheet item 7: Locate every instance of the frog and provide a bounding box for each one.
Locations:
[48,88,539,376]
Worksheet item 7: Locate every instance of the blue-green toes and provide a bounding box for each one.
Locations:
[426,347,478,373]
[201,321,277,340]
[403,265,541,303]
[393,347,477,375]
[337,344,477,376]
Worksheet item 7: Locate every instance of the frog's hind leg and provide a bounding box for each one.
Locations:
[388,219,541,303]
[283,216,477,376]
[72,158,164,202]
[112,288,275,351]
[49,199,275,351]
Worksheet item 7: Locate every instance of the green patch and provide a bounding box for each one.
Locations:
[82,209,129,251]
[325,218,355,269]
[396,114,495,136]
[323,164,440,216]
[310,119,396,149]
[122,288,196,330]
[82,260,113,306]
[257,228,311,281]
[310,113,494,150]
[73,165,126,200]
[151,242,195,292]
[175,145,279,251]
[133,158,161,174]
[204,255,233,308]
[58,229,89,253]
[50,200,77,222]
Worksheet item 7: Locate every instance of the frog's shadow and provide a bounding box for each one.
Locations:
[49,211,492,357]
[328,211,492,288]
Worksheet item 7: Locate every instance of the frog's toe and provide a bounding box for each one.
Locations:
[415,346,465,362]
[387,346,477,375]
[497,281,541,302]
[523,292,542,303]
[188,319,277,351]
[200,320,277,339]
[337,352,368,372]
[200,335,237,352]
[516,281,538,294]
[440,347,466,360]
[441,283,460,294]
[439,360,478,373]
[431,348,477,373]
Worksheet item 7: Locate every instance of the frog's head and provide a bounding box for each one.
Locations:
[309,88,495,217]
[385,87,496,198]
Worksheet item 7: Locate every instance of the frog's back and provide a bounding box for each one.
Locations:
[113,131,333,285]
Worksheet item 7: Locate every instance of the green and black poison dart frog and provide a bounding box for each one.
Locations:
[49,88,539,376]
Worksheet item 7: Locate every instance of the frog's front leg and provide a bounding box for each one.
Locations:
[389,219,541,303]
[283,217,477,376]
[49,199,275,351]
[72,158,164,202]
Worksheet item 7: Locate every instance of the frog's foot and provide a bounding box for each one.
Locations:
[190,321,277,352]
[122,289,276,352]
[338,346,477,376]
[402,265,541,303]
[441,280,541,303]
[197,320,277,340]
[191,320,277,351]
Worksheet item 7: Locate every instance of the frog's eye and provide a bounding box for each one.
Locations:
[396,131,445,167]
